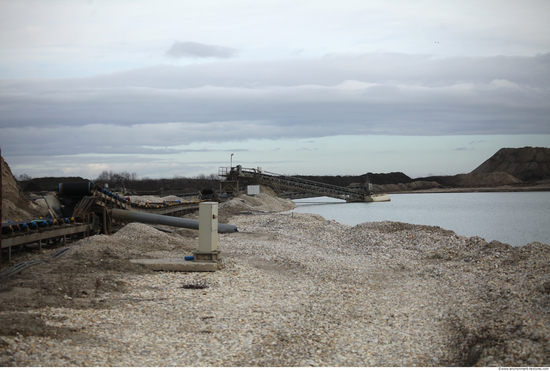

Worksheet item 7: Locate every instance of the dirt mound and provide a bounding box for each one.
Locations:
[472,147,550,181]
[2,157,29,210]
[1,156,48,222]
[374,180,442,193]
[365,172,413,185]
[1,199,34,222]
[452,172,522,187]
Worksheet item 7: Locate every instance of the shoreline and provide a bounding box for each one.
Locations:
[386,185,550,194]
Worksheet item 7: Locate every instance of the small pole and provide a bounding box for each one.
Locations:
[230,153,234,169]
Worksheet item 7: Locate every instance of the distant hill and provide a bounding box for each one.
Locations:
[404,147,549,191]
[471,147,550,181]
[300,147,550,192]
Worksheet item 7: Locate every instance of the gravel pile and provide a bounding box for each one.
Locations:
[1,206,549,366]
[129,195,194,204]
[219,192,295,215]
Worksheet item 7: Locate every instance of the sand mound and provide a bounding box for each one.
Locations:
[1,157,50,221]
[63,222,198,271]
[1,199,33,222]
[2,157,36,222]
[2,157,28,208]
[220,191,295,215]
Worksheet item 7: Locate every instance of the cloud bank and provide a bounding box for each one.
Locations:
[165,41,237,59]
[0,52,549,161]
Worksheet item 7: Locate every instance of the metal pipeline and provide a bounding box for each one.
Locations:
[58,182,94,197]
[110,209,238,233]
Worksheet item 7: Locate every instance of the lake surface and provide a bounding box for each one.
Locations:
[291,192,550,247]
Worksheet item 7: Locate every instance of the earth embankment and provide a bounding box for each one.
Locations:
[1,156,47,222]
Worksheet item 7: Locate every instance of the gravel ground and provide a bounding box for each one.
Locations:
[1,201,549,366]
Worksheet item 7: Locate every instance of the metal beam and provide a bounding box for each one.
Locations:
[2,224,91,248]
[221,167,369,201]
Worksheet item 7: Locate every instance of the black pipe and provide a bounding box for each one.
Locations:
[58,182,93,197]
[111,209,238,233]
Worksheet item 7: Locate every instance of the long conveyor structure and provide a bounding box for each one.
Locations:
[1,182,231,263]
[219,166,390,202]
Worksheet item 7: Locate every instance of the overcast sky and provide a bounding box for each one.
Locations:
[1,0,549,180]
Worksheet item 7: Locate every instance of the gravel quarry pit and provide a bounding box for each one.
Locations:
[1,191,549,367]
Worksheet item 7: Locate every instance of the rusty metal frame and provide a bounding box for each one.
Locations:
[2,224,91,249]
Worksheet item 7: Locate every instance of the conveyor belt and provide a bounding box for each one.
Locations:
[1,183,207,261]
[219,166,373,202]
[1,215,94,262]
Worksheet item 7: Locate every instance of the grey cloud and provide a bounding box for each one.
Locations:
[0,123,253,157]
[5,52,547,91]
[165,41,237,59]
[61,53,537,93]
[5,152,223,179]
[1,52,549,159]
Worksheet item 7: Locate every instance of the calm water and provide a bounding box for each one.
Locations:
[291,192,550,247]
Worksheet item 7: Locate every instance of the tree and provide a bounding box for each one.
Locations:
[96,170,138,184]
[16,174,32,181]
[96,170,111,183]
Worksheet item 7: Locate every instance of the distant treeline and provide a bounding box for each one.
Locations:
[17,172,221,195]
[17,171,421,195]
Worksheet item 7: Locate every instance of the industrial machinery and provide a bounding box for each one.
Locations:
[2,182,237,263]
[219,165,390,202]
